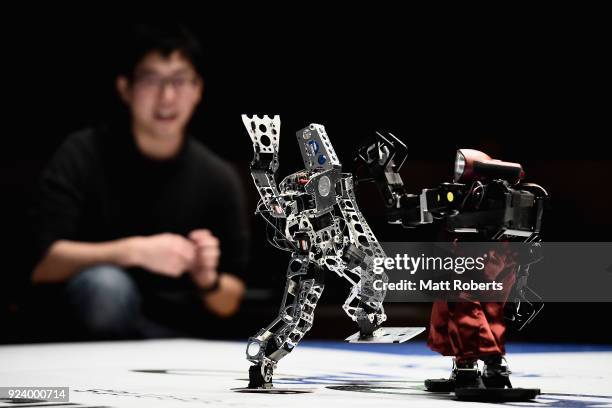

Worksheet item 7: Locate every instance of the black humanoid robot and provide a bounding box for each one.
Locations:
[355,132,547,402]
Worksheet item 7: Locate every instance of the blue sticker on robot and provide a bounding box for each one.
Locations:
[308,140,320,155]
[318,155,327,165]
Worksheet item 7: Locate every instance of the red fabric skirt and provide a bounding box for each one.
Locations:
[427,249,517,362]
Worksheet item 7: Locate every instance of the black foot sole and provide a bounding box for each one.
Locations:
[455,387,540,402]
[231,386,314,394]
[424,378,455,392]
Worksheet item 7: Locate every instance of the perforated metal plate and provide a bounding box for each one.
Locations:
[345,327,426,343]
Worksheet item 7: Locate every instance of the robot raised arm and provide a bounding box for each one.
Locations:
[355,132,428,226]
[242,114,286,218]
[356,131,548,240]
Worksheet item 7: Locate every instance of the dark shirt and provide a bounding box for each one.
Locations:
[31,124,249,295]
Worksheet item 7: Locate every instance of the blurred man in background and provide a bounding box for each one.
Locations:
[30,23,249,339]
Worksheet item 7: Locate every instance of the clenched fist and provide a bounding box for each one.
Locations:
[188,229,221,290]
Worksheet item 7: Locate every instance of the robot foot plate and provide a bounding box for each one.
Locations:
[455,387,540,402]
[231,386,315,394]
[345,327,425,343]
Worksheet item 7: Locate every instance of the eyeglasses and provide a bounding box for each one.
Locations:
[132,74,200,93]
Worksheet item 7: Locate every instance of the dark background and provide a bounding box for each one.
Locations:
[2,20,610,344]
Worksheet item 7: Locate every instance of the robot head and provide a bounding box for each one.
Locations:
[296,124,341,171]
[454,149,525,184]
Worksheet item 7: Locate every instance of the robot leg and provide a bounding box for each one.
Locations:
[245,254,325,389]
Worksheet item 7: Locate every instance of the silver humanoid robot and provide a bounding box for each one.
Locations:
[240,115,423,391]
